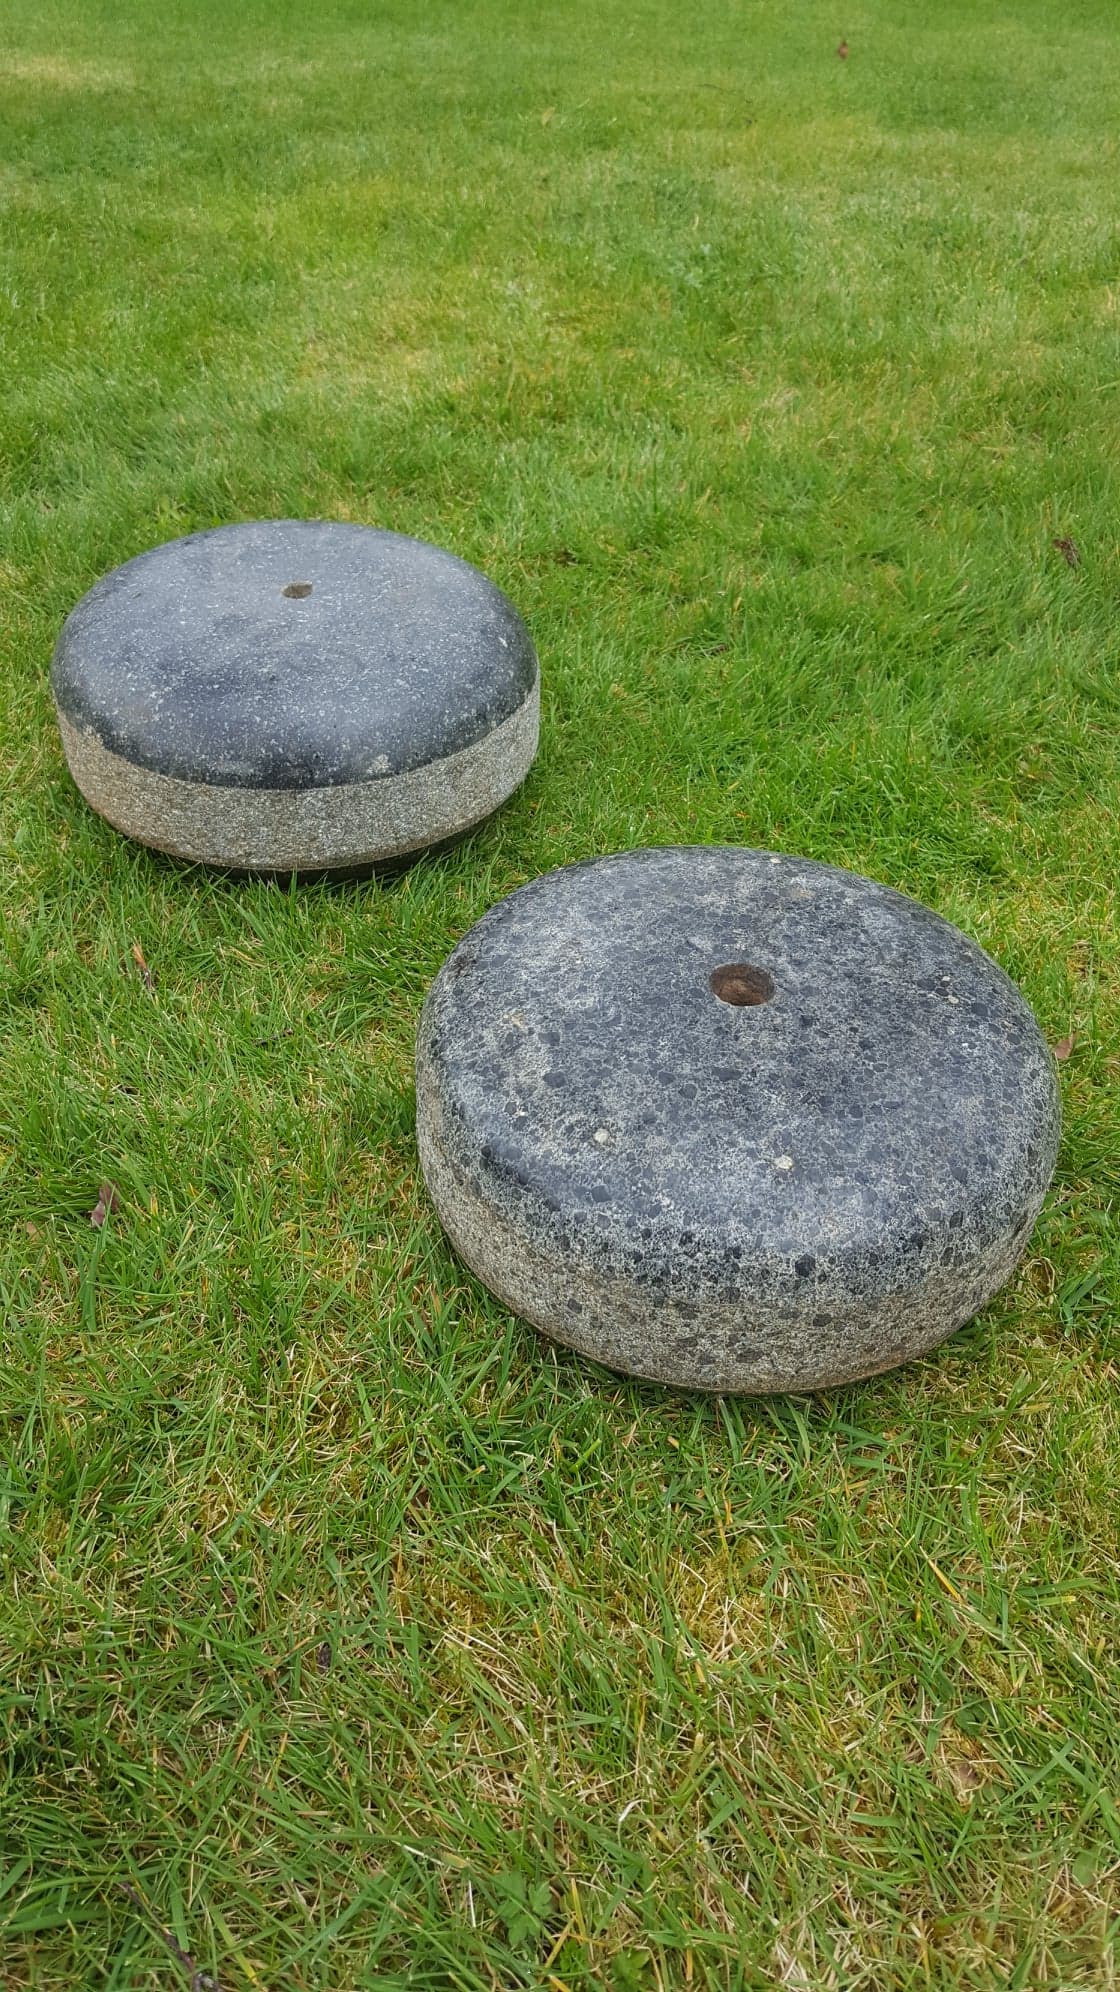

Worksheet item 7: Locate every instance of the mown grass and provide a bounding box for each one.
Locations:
[1,0,1119,1984]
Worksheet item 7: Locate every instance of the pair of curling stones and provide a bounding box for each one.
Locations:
[52,523,1059,1394]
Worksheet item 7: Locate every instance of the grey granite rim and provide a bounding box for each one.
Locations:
[57,678,538,872]
[415,1082,1041,1393]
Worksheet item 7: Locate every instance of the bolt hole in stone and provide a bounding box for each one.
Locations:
[282,581,313,599]
[710,963,775,1007]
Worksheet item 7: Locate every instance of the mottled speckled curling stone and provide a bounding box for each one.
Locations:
[51,521,539,873]
[416,847,1060,1394]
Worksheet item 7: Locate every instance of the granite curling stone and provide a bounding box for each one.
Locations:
[416,846,1060,1394]
[51,521,539,873]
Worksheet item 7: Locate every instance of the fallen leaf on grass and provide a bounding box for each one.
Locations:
[1052,536,1080,567]
[90,1181,120,1228]
[540,105,556,125]
[1053,1034,1075,1062]
[836,38,849,58]
[937,1737,990,1806]
[130,941,155,990]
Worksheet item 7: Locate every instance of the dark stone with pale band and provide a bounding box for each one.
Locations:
[51,520,539,872]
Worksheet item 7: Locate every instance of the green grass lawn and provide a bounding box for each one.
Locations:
[2,0,1119,1983]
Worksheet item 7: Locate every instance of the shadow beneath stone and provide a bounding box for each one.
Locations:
[133,819,496,893]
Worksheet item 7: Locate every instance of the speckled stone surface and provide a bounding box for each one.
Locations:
[51,521,539,871]
[416,847,1060,1394]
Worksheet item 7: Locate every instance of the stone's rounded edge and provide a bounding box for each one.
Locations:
[415,1029,1057,1394]
[54,676,539,871]
[48,520,541,789]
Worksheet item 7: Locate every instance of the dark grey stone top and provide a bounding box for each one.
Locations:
[418,847,1060,1345]
[51,522,538,789]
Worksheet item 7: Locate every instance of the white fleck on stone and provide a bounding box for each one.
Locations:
[593,1128,609,1144]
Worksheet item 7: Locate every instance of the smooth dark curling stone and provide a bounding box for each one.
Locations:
[416,847,1060,1393]
[51,521,539,874]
